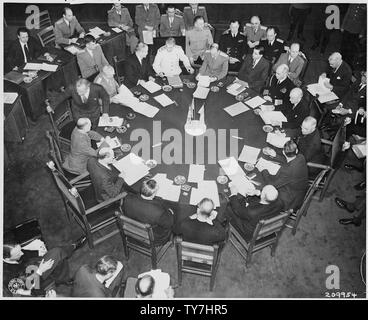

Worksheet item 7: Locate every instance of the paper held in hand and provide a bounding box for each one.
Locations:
[224,102,250,117]
[266,132,290,148]
[142,30,154,44]
[307,75,339,103]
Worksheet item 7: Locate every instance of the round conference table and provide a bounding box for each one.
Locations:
[99,74,277,222]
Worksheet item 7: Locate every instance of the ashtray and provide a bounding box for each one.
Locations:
[24,77,33,83]
[116,126,127,134]
[145,159,157,169]
[254,108,261,115]
[235,94,245,101]
[133,91,142,96]
[216,175,228,184]
[181,184,191,192]
[174,175,186,185]
[120,144,131,152]
[262,125,274,133]
[217,82,224,87]
[126,112,136,120]
[210,86,219,92]
[182,78,190,84]
[262,147,276,158]
[139,94,149,101]
[104,127,115,133]
[186,82,196,89]
[162,85,172,92]
[244,163,255,171]
[263,95,272,102]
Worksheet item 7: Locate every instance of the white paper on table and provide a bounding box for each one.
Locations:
[24,63,43,70]
[156,179,182,202]
[141,80,162,93]
[229,175,256,196]
[138,269,170,299]
[218,157,246,177]
[152,173,168,185]
[4,92,18,104]
[41,63,58,72]
[238,145,261,164]
[154,93,174,107]
[135,102,160,118]
[197,75,211,88]
[113,153,150,185]
[193,86,210,99]
[259,111,287,124]
[64,45,84,55]
[244,96,266,109]
[22,239,46,251]
[107,136,122,149]
[190,180,220,208]
[187,164,205,183]
[98,116,124,127]
[352,141,366,159]
[224,102,250,117]
[226,82,246,96]
[112,27,123,33]
[88,26,105,38]
[256,157,281,175]
[266,132,290,148]
[317,91,339,103]
[142,30,154,44]
[105,261,123,288]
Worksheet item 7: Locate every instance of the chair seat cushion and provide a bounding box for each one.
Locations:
[59,121,75,140]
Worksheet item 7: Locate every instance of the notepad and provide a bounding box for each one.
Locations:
[40,63,58,72]
[238,145,261,164]
[229,175,256,196]
[154,93,174,107]
[218,157,246,177]
[190,180,220,208]
[188,164,205,183]
[88,26,106,38]
[64,45,84,55]
[113,153,150,186]
[224,102,250,117]
[244,96,266,109]
[142,30,154,44]
[134,102,160,118]
[256,157,281,175]
[141,80,161,93]
[266,132,290,148]
[4,71,25,84]
[226,82,246,96]
[112,27,123,33]
[259,111,287,124]
[197,75,211,88]
[98,116,124,127]
[168,75,183,88]
[193,86,210,99]
[24,62,58,72]
[4,92,18,104]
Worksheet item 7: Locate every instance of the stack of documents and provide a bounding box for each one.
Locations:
[266,132,290,148]
[152,173,181,202]
[226,82,246,96]
[113,153,150,185]
[218,157,246,177]
[142,30,154,44]
[154,93,175,107]
[228,175,256,196]
[24,63,58,72]
[188,164,205,183]
[238,145,261,164]
[111,27,123,33]
[88,27,106,38]
[98,116,124,127]
[307,76,339,103]
[141,80,162,93]
[224,102,250,117]
[197,75,211,88]
[168,75,183,88]
[190,180,220,207]
[4,71,25,84]
[256,157,281,175]
[259,111,287,124]
[4,92,18,104]
[244,96,266,109]
[193,86,210,99]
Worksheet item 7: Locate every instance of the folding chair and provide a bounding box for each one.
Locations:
[33,10,52,30]
[37,26,56,47]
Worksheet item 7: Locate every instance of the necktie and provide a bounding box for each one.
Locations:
[169,18,173,27]
[67,22,72,36]
[145,5,149,12]
[252,59,256,68]
[24,44,30,62]
[81,95,86,103]
[193,9,196,16]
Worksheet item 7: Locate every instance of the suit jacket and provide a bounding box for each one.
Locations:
[228,194,284,241]
[123,194,174,245]
[273,52,305,84]
[266,75,295,105]
[54,17,85,46]
[296,129,323,163]
[262,154,308,210]
[135,4,161,40]
[87,157,125,203]
[63,127,102,175]
[259,38,285,63]
[76,45,109,78]
[243,24,267,45]
[183,6,208,30]
[173,214,226,246]
[7,37,43,70]
[198,50,229,80]
[326,61,352,99]
[160,14,185,37]
[107,6,134,29]
[280,98,310,129]
[238,56,270,93]
[124,53,154,88]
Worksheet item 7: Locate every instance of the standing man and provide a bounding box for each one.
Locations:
[219,20,246,72]
[286,4,312,42]
[196,43,229,82]
[259,27,285,64]
[135,3,161,42]
[107,3,139,55]
[183,3,209,30]
[54,7,85,48]
[185,15,213,66]
[243,16,267,53]
[159,5,185,37]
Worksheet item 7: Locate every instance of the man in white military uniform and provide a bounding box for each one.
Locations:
[153,37,194,77]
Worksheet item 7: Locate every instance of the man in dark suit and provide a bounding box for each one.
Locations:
[124,42,155,88]
[123,179,174,246]
[159,5,185,37]
[47,78,110,129]
[173,198,226,246]
[259,27,285,64]
[260,140,308,210]
[226,185,284,241]
[87,148,128,203]
[237,45,270,93]
[297,116,323,163]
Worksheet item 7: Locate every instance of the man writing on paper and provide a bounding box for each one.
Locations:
[226,185,283,241]
[196,43,229,82]
[153,37,194,77]
[123,179,174,246]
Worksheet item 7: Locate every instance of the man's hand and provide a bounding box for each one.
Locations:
[44,53,54,62]
[137,79,145,86]
[70,38,78,44]
[148,76,155,82]
[46,105,54,114]
[46,289,57,298]
[165,286,175,298]
[158,72,165,78]
[186,66,194,74]
[246,189,261,197]
[271,120,282,127]
[101,113,109,120]
[320,73,327,79]
[332,107,350,115]
[209,76,217,82]
[357,108,366,117]
[79,32,85,38]
[344,117,352,126]
[324,80,333,89]
[229,57,240,64]
[16,289,32,296]
[195,74,201,81]
[38,258,55,275]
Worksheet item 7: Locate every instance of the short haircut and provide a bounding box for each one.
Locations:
[17,27,29,36]
[166,37,176,45]
[135,42,148,53]
[210,43,219,50]
[167,4,175,10]
[63,7,72,15]
[290,87,303,99]
[136,275,155,297]
[198,198,214,217]
[193,15,204,24]
[250,15,261,23]
[95,255,118,276]
[262,185,278,202]
[283,140,298,157]
[290,43,300,51]
[254,45,264,55]
[84,34,96,44]
[141,179,158,197]
[303,116,317,128]
[76,78,90,88]
[76,118,90,130]
[3,243,18,259]
[230,19,240,25]
[266,27,276,34]
[276,64,289,74]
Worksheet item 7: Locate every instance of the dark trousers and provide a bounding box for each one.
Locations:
[289,7,310,36]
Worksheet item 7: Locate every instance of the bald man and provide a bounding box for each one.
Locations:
[243,16,267,51]
[135,270,174,298]
[226,185,284,241]
[63,118,103,175]
[94,65,119,98]
[320,52,352,99]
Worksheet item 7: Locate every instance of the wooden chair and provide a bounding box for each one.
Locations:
[229,211,290,267]
[285,169,328,235]
[33,10,52,30]
[175,236,224,291]
[4,218,43,247]
[112,56,125,86]
[115,212,172,269]
[37,26,56,47]
[46,162,126,248]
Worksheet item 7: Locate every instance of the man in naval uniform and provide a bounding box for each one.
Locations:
[135,3,161,42]
[159,5,185,37]
[259,27,285,64]
[243,16,267,53]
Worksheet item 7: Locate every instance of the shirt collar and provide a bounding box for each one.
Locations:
[334,61,342,73]
[19,40,27,48]
[64,18,70,26]
[189,209,218,225]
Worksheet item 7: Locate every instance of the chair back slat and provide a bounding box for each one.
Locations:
[37,25,55,47]
[119,215,153,243]
[253,212,289,241]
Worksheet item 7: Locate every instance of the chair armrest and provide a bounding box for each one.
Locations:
[321,139,333,146]
[307,162,330,170]
[85,192,127,215]
[70,172,90,185]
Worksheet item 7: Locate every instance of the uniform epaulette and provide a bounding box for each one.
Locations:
[219,51,229,58]
[240,32,245,36]
[175,14,183,18]
[198,6,205,9]
[276,38,284,43]
[222,29,230,35]
[260,26,267,30]
[245,23,252,27]
[184,6,191,9]
[56,19,64,24]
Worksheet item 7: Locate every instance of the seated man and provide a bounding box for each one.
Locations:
[94,65,120,98]
[3,239,85,297]
[63,118,103,175]
[153,37,194,77]
[237,45,270,93]
[135,269,174,298]
[123,179,174,246]
[264,64,295,106]
[159,5,185,37]
[185,15,213,66]
[124,42,155,88]
[260,140,308,210]
[72,255,125,297]
[134,3,161,42]
[219,19,246,72]
[183,3,209,30]
[319,52,352,99]
[273,43,305,86]
[226,185,284,241]
[87,147,128,203]
[77,34,109,79]
[46,78,110,129]
[243,16,267,52]
[173,198,227,246]
[196,43,229,82]
[54,7,85,48]
[259,27,285,64]
[107,3,138,54]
